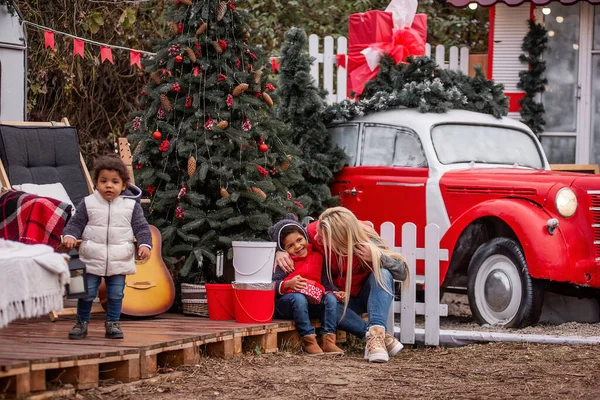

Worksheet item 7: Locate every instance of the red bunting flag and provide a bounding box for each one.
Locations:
[73,38,84,59]
[100,46,114,64]
[130,51,141,69]
[44,30,55,50]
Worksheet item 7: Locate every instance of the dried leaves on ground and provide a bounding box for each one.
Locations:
[73,342,600,400]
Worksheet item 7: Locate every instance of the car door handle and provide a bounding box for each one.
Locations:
[340,187,362,196]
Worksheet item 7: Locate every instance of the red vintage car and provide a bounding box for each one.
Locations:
[328,108,598,328]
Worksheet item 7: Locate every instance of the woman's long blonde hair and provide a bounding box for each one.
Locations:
[318,207,410,317]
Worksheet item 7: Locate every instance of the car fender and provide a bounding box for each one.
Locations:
[440,198,569,283]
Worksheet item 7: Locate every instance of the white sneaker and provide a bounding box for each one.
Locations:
[363,326,389,363]
[385,332,403,356]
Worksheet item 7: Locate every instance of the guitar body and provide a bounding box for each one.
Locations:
[99,225,175,317]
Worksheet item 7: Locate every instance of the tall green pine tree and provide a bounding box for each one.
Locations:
[126,0,304,283]
[276,28,346,217]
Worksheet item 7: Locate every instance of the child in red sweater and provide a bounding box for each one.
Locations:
[269,215,343,355]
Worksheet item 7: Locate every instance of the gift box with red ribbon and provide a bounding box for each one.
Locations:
[347,10,427,97]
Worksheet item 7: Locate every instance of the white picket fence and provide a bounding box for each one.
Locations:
[379,222,449,346]
[308,34,470,104]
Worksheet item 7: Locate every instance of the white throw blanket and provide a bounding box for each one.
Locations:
[0,238,70,328]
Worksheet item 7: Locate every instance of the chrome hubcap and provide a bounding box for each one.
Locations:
[473,254,522,326]
[484,270,512,312]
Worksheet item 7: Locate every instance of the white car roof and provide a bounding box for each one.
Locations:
[341,108,534,134]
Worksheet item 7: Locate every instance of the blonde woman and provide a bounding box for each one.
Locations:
[274,207,408,363]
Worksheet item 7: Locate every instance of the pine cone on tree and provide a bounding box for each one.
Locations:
[212,41,223,55]
[196,22,207,35]
[180,0,192,5]
[133,141,142,155]
[160,94,173,112]
[280,160,290,171]
[220,187,230,198]
[232,83,249,96]
[187,156,196,177]
[254,70,263,84]
[250,187,266,199]
[217,120,229,129]
[262,93,274,107]
[170,22,179,35]
[186,47,197,63]
[216,1,227,21]
[150,71,162,85]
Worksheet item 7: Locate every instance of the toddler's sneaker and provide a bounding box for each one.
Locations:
[68,320,88,340]
[385,332,403,356]
[364,325,389,363]
[105,321,124,339]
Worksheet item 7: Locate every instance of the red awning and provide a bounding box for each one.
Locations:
[448,0,600,7]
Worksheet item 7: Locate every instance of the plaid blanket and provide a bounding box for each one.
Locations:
[0,190,72,250]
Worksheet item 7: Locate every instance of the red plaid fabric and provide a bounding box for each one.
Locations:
[0,190,72,249]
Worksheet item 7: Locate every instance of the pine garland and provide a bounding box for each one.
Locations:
[323,56,509,124]
[517,20,548,136]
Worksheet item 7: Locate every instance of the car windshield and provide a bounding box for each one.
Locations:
[431,124,545,169]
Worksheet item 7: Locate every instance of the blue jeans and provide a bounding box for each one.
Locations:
[77,274,126,322]
[336,269,394,339]
[275,292,338,336]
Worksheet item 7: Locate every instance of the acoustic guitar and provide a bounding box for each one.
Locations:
[98,139,176,317]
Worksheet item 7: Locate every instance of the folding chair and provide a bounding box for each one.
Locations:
[0,118,93,203]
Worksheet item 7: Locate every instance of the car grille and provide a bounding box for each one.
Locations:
[589,192,600,259]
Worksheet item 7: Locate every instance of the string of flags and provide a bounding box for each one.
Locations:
[22,20,286,73]
[24,20,156,68]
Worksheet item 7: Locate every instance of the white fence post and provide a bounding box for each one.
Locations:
[400,222,417,344]
[307,34,471,103]
[424,224,441,346]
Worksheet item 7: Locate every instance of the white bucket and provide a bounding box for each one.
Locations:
[232,241,276,283]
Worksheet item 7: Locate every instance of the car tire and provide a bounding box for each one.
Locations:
[467,238,543,328]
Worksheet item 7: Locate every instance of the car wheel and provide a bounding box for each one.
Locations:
[467,238,543,328]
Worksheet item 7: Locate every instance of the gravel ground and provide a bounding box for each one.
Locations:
[71,342,600,400]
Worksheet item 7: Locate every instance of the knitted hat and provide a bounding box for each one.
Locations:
[268,213,308,251]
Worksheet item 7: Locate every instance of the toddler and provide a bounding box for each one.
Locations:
[63,154,151,340]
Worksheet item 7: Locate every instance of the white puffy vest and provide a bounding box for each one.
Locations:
[79,190,136,276]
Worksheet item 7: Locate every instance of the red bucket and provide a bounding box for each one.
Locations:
[232,282,275,324]
[206,284,235,320]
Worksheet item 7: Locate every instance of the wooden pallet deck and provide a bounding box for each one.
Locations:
[0,313,297,398]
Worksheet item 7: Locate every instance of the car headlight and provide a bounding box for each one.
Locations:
[555,187,578,218]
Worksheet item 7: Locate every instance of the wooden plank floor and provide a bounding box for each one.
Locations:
[0,313,296,398]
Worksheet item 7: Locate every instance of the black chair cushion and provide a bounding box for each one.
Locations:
[0,125,89,207]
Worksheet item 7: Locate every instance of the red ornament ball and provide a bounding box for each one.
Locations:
[175,55,183,63]
[152,130,162,140]
[259,143,269,153]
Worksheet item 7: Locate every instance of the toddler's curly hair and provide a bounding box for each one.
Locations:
[92,154,130,184]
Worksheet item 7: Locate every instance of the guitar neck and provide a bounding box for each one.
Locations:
[118,137,135,185]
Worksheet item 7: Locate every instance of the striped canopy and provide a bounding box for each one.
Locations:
[448,0,600,6]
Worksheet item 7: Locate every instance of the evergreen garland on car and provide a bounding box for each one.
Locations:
[517,20,548,136]
[323,56,509,124]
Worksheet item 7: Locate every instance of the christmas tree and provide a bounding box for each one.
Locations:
[518,20,548,136]
[126,0,305,283]
[276,28,346,216]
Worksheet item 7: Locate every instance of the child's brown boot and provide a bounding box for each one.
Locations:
[301,334,324,356]
[321,333,344,355]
